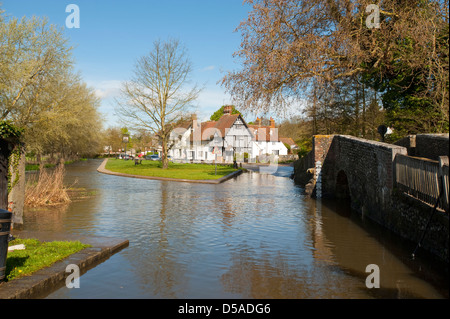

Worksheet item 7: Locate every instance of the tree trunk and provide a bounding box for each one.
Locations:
[8,146,25,228]
[161,135,169,169]
[312,85,318,135]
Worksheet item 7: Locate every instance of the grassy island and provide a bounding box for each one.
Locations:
[104,158,238,180]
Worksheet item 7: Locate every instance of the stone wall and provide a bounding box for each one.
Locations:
[293,134,449,262]
[293,135,334,195]
[389,191,449,262]
[415,134,449,160]
[279,154,298,162]
[321,135,408,225]
[394,135,416,156]
[293,151,314,195]
[393,133,449,159]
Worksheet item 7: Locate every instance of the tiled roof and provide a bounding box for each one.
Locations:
[189,114,241,141]
[175,119,192,129]
[201,121,218,140]
[279,137,296,146]
[214,114,240,137]
[179,113,293,144]
[190,121,218,142]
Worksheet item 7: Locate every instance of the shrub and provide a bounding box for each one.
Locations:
[24,164,74,207]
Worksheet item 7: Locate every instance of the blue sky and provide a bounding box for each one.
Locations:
[1,0,258,128]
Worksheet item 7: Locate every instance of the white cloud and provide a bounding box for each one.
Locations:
[89,80,123,100]
[201,65,215,72]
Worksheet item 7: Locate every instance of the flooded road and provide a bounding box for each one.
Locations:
[22,159,448,298]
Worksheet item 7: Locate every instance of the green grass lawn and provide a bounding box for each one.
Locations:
[105,158,238,180]
[6,238,90,281]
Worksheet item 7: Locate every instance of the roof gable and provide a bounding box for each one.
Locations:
[214,113,240,137]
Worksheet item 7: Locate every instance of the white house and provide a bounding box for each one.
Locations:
[279,137,299,154]
[248,117,288,159]
[168,106,288,163]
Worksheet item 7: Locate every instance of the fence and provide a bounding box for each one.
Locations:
[395,154,449,213]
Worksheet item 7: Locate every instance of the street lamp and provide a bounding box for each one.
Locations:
[122,133,129,157]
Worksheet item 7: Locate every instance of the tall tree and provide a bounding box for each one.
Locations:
[0,14,72,124]
[0,9,104,225]
[222,0,448,137]
[21,70,104,159]
[116,38,201,169]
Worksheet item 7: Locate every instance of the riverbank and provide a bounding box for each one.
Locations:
[97,158,243,184]
[25,158,88,172]
[0,231,129,299]
[5,238,90,281]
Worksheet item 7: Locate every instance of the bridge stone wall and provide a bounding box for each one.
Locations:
[294,134,449,262]
[393,133,449,159]
[415,134,449,160]
[321,136,407,225]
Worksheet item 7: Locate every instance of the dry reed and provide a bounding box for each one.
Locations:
[25,163,73,207]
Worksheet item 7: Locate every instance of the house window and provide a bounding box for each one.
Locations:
[274,150,279,155]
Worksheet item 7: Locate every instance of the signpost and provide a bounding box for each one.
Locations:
[122,133,129,157]
[377,125,393,142]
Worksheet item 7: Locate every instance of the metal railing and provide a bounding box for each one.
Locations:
[395,154,449,213]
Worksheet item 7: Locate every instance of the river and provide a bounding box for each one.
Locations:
[21,159,448,299]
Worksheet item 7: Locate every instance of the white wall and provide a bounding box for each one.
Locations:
[167,117,288,162]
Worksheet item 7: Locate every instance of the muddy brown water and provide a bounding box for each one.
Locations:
[21,159,448,298]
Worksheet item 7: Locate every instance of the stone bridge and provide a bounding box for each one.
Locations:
[293,134,449,262]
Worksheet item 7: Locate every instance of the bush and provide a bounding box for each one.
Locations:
[25,164,73,207]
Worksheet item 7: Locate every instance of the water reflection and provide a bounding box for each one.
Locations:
[20,160,448,299]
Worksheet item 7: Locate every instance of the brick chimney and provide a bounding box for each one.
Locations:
[270,117,275,128]
[223,105,232,115]
[256,117,261,127]
[191,114,200,142]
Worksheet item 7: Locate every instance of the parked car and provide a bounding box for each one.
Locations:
[145,154,160,161]
[118,153,132,160]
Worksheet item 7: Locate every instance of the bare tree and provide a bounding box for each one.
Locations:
[116,39,201,169]
[222,0,448,134]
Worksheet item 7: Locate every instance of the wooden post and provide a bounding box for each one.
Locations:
[438,156,449,213]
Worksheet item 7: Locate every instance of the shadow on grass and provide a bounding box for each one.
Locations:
[5,256,29,281]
